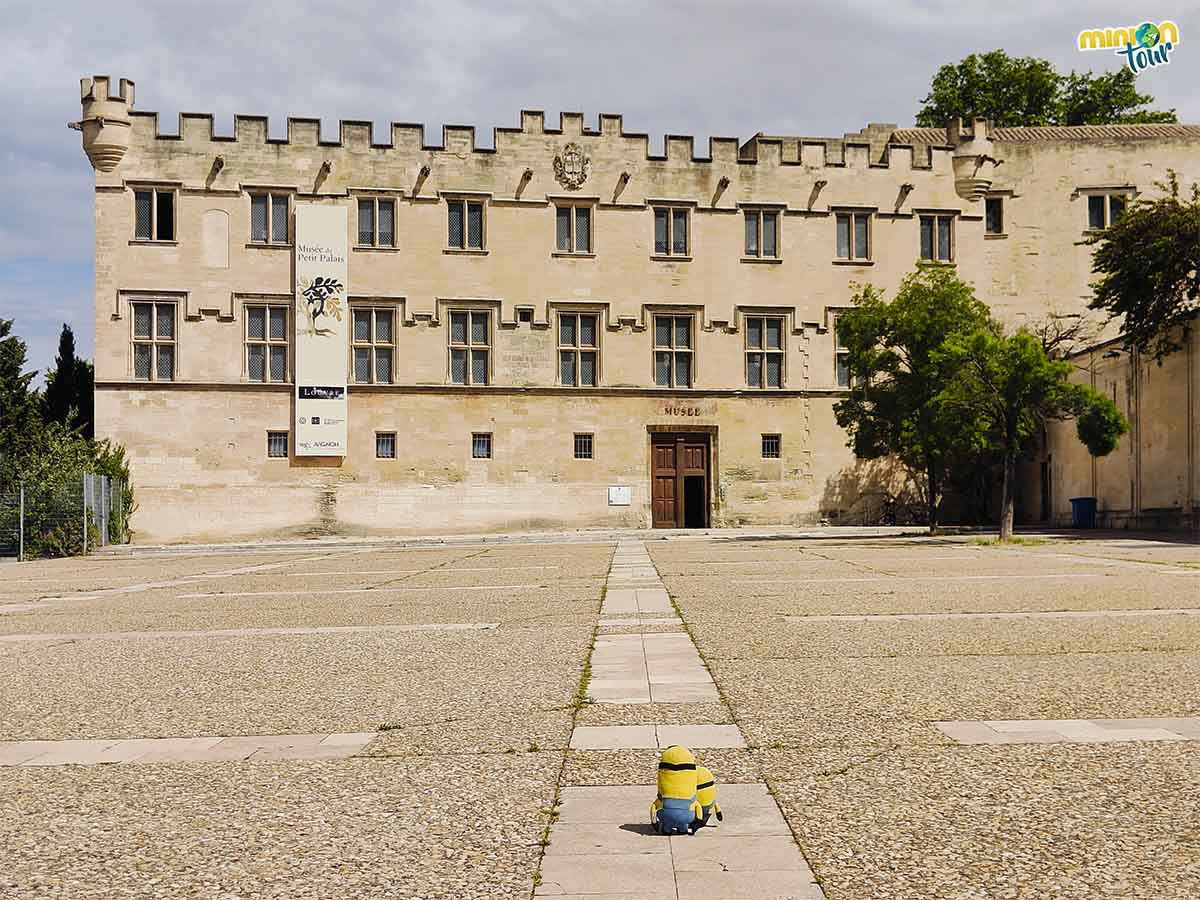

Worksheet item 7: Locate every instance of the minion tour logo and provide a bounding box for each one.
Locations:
[1078,21,1180,73]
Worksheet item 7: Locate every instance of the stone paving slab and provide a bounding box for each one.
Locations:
[569,724,745,750]
[785,608,1200,623]
[935,716,1200,745]
[1,732,377,766]
[0,623,500,642]
[588,633,717,705]
[543,784,822,899]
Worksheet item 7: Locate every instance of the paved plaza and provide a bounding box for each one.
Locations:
[0,529,1198,898]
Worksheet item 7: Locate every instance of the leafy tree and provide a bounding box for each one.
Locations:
[43,324,95,440]
[0,318,45,486]
[1088,172,1200,361]
[833,267,993,529]
[941,329,1128,540]
[1058,69,1178,125]
[916,50,1177,127]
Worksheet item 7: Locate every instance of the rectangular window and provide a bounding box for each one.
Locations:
[472,432,492,459]
[574,433,593,460]
[985,196,1004,235]
[447,199,485,250]
[133,188,175,241]
[652,207,690,257]
[131,301,176,381]
[835,212,871,260]
[351,307,395,384]
[1087,192,1129,230]
[250,193,290,244]
[558,312,599,386]
[376,432,396,459]
[743,209,779,258]
[357,197,395,247]
[555,204,593,253]
[834,318,851,388]
[245,304,289,383]
[267,431,289,459]
[449,310,490,385]
[761,434,781,459]
[745,316,784,388]
[919,214,954,261]
[653,314,694,388]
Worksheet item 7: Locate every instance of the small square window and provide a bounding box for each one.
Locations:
[472,432,492,459]
[518,308,533,324]
[267,431,289,458]
[762,434,781,459]
[919,214,954,261]
[836,212,871,260]
[133,188,175,241]
[985,197,1004,235]
[555,204,593,253]
[574,433,593,460]
[448,199,486,250]
[376,432,396,459]
[1085,192,1130,230]
[744,209,779,258]
[652,207,690,257]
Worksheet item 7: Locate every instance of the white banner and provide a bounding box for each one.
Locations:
[294,204,349,456]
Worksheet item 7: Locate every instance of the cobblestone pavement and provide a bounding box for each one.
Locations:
[1,528,1197,897]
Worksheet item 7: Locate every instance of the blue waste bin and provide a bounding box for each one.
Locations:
[1069,497,1097,529]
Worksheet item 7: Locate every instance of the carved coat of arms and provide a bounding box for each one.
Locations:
[553,142,590,190]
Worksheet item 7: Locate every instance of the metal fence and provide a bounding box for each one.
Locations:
[0,475,128,560]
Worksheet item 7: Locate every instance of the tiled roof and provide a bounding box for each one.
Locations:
[890,124,1200,144]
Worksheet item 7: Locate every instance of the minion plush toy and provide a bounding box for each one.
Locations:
[693,765,723,828]
[651,745,703,835]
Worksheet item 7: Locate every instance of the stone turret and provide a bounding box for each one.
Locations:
[947,117,996,201]
[71,76,135,173]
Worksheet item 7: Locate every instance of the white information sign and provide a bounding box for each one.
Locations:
[294,205,349,457]
[608,486,632,506]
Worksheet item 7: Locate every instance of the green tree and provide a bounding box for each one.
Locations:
[1088,173,1200,361]
[1057,69,1178,125]
[43,323,95,440]
[0,318,45,485]
[916,50,1177,127]
[833,267,993,529]
[942,329,1128,540]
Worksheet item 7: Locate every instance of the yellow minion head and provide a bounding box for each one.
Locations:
[657,744,698,801]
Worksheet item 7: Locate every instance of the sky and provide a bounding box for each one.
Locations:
[1,0,1197,380]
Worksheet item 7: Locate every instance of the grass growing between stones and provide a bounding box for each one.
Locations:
[968,536,1053,547]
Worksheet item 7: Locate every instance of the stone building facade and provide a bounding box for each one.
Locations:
[73,76,1200,541]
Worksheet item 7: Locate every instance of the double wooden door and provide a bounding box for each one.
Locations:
[651,433,710,529]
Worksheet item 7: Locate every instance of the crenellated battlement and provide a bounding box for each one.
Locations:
[115,104,960,175]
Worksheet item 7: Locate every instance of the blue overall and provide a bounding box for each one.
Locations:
[655,797,696,835]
